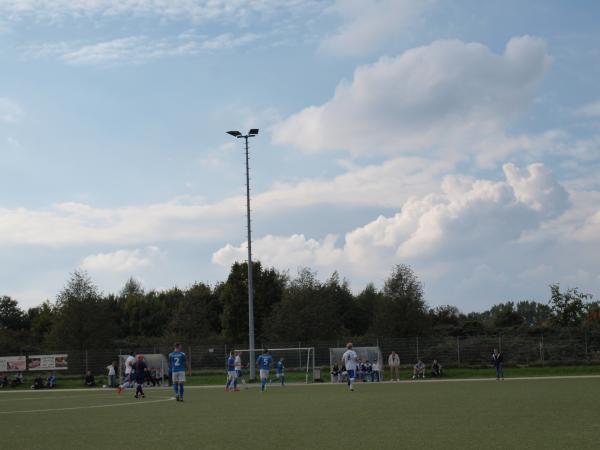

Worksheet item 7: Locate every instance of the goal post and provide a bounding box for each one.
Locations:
[234,347,316,383]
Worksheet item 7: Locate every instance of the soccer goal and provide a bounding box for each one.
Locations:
[234,347,316,383]
[118,353,168,385]
[329,346,384,382]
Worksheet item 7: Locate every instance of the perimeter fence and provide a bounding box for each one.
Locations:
[4,331,600,377]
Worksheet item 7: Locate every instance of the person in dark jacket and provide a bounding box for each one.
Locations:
[134,355,149,399]
[85,370,96,387]
[492,349,504,380]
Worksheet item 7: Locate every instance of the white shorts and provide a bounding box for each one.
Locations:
[276,372,283,378]
[259,369,269,379]
[227,370,237,380]
[172,371,186,383]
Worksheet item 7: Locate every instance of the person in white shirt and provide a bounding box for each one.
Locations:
[388,351,400,381]
[341,342,358,391]
[106,361,117,388]
[372,360,381,382]
[117,351,135,394]
[234,351,247,388]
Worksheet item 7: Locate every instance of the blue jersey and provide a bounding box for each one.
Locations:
[227,356,235,371]
[169,351,186,373]
[276,361,284,374]
[256,354,273,371]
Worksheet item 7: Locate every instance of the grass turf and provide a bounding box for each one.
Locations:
[1,377,599,449]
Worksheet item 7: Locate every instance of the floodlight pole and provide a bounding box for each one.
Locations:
[227,129,258,381]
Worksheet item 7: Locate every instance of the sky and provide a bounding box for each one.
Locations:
[1,0,599,312]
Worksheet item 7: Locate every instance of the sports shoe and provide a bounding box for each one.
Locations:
[175,395,180,401]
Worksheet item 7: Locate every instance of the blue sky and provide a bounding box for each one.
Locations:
[1,0,599,311]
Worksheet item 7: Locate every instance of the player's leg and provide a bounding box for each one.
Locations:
[348,369,355,391]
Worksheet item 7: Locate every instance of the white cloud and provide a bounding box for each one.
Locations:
[0,98,23,123]
[576,100,600,117]
[0,0,321,24]
[274,36,549,163]
[23,32,262,66]
[319,0,433,57]
[80,246,161,272]
[0,155,449,247]
[212,163,597,308]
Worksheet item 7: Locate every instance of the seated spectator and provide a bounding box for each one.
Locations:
[431,360,443,377]
[0,373,8,388]
[372,361,381,382]
[365,361,373,382]
[331,364,340,382]
[11,371,24,387]
[32,375,44,390]
[46,373,56,388]
[412,360,426,379]
[85,370,96,387]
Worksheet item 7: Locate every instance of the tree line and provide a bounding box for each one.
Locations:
[1,263,598,352]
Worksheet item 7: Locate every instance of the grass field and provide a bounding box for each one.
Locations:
[1,377,599,449]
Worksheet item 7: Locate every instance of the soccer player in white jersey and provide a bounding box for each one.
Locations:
[341,342,358,391]
[117,351,135,394]
[234,351,246,389]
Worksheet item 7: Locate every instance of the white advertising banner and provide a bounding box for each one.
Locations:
[28,354,69,371]
[0,356,27,372]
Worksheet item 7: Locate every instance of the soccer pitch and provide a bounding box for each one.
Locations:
[1,378,599,449]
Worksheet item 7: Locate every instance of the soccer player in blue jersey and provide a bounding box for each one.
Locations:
[169,343,187,402]
[225,351,237,392]
[256,349,273,392]
[275,358,285,386]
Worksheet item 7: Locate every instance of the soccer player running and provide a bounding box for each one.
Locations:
[169,343,187,402]
[134,355,148,399]
[275,358,285,386]
[225,351,238,392]
[256,349,273,392]
[341,342,358,391]
[117,351,135,394]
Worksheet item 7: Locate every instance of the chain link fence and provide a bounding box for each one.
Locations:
[5,332,600,377]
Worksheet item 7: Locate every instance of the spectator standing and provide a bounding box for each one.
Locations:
[388,352,400,381]
[372,361,381,382]
[492,349,504,380]
[106,361,117,388]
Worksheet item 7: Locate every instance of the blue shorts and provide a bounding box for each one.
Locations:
[347,370,355,379]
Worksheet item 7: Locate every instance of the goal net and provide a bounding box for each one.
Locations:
[329,346,384,382]
[234,347,316,383]
[118,353,168,385]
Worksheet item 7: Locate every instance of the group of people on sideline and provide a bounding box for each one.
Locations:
[331,359,382,383]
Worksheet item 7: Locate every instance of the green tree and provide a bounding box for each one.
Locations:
[0,296,27,331]
[489,302,523,328]
[220,261,286,343]
[515,300,552,327]
[352,283,382,336]
[48,271,118,349]
[548,283,590,327]
[168,282,215,342]
[372,264,429,336]
[26,301,56,347]
[267,269,348,341]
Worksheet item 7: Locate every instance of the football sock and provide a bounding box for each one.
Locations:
[173,382,179,396]
[179,383,184,399]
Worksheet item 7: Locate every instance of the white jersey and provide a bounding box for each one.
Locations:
[234,355,242,370]
[342,350,358,371]
[124,355,135,374]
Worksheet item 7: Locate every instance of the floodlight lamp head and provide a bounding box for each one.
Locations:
[248,128,259,136]
[227,130,242,137]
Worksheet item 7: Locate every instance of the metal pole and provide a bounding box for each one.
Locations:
[245,135,256,381]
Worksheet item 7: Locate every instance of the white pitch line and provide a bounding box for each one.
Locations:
[0,396,175,414]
